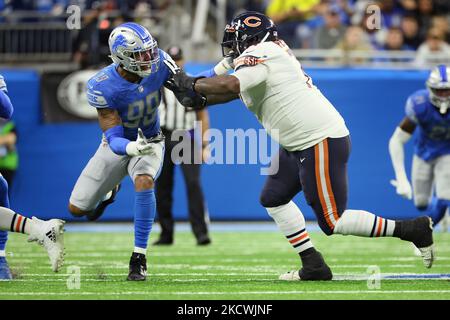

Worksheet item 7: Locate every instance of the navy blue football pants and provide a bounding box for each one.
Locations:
[260,136,351,235]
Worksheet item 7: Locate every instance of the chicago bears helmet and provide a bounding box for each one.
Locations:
[426,64,450,114]
[108,22,160,78]
[221,11,278,59]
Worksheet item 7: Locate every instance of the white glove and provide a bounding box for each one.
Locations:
[390,178,412,200]
[126,128,153,157]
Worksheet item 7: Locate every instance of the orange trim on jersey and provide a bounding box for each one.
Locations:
[15,215,23,233]
[289,232,309,244]
[323,139,339,222]
[376,218,383,237]
[315,144,334,230]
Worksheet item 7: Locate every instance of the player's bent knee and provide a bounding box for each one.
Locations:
[134,174,154,191]
[317,219,335,236]
[68,203,89,217]
[259,190,290,208]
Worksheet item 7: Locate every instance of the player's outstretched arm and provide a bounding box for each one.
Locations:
[0,79,14,120]
[205,93,240,105]
[388,117,416,199]
[98,108,153,157]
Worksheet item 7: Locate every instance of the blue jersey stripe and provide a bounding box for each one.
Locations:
[438,64,448,82]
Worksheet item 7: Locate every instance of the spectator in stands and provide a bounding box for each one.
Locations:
[398,0,417,11]
[0,119,18,196]
[415,27,450,67]
[334,25,373,65]
[416,0,435,38]
[383,27,412,51]
[266,0,321,48]
[401,13,423,50]
[431,15,450,44]
[313,3,347,49]
[376,0,403,29]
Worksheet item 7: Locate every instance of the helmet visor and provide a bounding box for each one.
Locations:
[430,88,450,98]
[131,40,160,75]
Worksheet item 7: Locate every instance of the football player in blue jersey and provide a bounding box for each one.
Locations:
[67,22,204,281]
[389,65,450,234]
[0,75,65,279]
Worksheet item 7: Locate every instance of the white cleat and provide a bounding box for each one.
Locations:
[417,244,435,269]
[279,270,300,281]
[28,217,65,272]
[412,243,422,257]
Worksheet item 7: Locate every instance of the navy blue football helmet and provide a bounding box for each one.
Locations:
[221,11,278,59]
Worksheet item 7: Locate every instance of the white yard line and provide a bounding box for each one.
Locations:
[0,290,449,296]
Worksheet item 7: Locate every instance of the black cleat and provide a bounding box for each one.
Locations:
[298,250,333,281]
[397,216,434,268]
[197,235,211,246]
[87,184,121,221]
[127,252,147,281]
[280,250,332,281]
[152,238,173,246]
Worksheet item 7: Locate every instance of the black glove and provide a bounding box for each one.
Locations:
[164,80,207,110]
[164,59,204,92]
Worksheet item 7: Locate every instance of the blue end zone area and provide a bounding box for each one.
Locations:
[1,67,432,222]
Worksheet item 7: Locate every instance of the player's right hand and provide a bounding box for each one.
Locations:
[126,128,153,157]
[390,179,413,200]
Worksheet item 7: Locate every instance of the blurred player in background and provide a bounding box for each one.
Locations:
[389,65,450,233]
[165,11,436,281]
[0,75,65,279]
[154,45,212,246]
[68,22,204,281]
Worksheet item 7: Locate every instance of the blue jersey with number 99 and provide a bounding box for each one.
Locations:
[86,49,172,140]
[405,89,450,161]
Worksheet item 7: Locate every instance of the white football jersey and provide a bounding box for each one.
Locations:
[232,40,349,151]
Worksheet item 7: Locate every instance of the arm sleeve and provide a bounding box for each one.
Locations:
[104,125,131,155]
[159,49,175,82]
[0,90,13,120]
[404,97,418,123]
[232,62,269,92]
[388,127,412,181]
[195,68,216,78]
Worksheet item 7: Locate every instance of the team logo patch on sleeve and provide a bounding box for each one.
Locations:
[234,55,267,70]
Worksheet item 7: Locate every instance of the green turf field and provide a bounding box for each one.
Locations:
[0,226,449,300]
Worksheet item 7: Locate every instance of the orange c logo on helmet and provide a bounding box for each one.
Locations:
[243,16,262,28]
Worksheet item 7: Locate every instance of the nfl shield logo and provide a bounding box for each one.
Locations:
[138,86,144,92]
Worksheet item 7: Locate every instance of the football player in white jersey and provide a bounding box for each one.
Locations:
[165,11,435,280]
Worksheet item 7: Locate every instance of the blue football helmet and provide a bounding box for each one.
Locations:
[426,64,450,114]
[108,22,160,78]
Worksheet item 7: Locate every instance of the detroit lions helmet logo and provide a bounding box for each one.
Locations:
[112,34,128,53]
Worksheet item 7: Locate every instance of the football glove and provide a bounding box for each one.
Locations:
[390,178,413,200]
[165,80,207,110]
[126,128,155,157]
[164,59,206,92]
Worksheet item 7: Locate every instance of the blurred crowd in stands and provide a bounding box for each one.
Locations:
[0,0,449,67]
